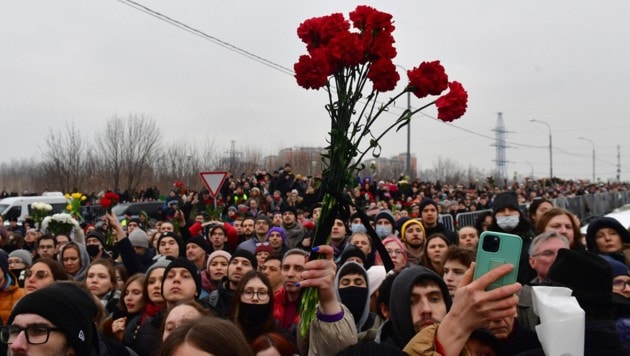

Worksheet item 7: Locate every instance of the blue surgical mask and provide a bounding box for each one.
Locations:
[375,225,392,239]
[351,223,367,234]
[496,215,519,231]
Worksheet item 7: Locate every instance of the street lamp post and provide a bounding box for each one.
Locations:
[530,119,553,179]
[579,137,596,182]
[525,161,534,178]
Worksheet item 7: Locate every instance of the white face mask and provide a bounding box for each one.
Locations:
[350,223,367,234]
[496,215,519,231]
[375,225,392,239]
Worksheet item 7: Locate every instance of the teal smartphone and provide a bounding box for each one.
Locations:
[473,231,522,290]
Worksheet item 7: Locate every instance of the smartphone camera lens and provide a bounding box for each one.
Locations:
[482,235,501,253]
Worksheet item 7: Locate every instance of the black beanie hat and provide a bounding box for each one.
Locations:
[374,210,396,227]
[547,249,613,305]
[492,191,520,214]
[231,249,258,270]
[157,231,185,257]
[186,235,212,254]
[162,257,202,297]
[418,198,439,213]
[9,282,99,355]
[339,245,366,266]
[282,206,297,217]
[85,229,106,247]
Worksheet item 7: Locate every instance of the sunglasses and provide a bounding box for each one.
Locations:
[24,270,49,280]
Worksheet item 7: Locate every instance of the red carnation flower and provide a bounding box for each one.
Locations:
[367,58,400,92]
[100,192,120,209]
[350,5,394,34]
[407,61,449,99]
[328,31,366,67]
[297,13,349,51]
[364,32,397,61]
[294,50,331,90]
[436,81,468,122]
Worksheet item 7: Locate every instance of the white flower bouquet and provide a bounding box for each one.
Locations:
[41,213,80,236]
[31,202,54,230]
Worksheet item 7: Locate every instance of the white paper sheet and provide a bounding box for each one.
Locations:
[532,286,585,356]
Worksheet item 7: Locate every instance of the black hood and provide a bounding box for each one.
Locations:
[388,266,452,348]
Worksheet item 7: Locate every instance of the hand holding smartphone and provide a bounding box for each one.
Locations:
[473,231,522,290]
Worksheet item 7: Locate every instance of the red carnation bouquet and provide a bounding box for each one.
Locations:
[100,191,120,212]
[294,5,468,336]
[100,191,120,246]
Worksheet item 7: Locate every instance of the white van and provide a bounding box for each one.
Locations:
[0,192,69,223]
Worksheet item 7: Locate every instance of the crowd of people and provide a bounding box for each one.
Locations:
[0,165,630,355]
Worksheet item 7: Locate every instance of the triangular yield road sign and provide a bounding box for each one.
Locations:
[199,171,228,198]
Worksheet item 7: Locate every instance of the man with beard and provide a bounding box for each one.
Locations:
[400,219,426,266]
[376,266,451,349]
[237,215,271,254]
[238,216,256,245]
[281,206,306,249]
[205,249,257,318]
[273,248,308,332]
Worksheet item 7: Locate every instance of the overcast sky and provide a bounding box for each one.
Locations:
[2,1,629,181]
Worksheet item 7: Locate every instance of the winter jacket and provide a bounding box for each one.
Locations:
[282,222,306,249]
[423,222,459,245]
[273,287,300,331]
[379,266,452,349]
[403,323,471,356]
[203,277,234,319]
[298,304,358,356]
[0,272,25,323]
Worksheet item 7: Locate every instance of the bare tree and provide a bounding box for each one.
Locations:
[97,114,162,192]
[39,122,91,192]
[422,157,464,184]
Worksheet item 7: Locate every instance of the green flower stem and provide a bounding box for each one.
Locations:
[298,192,338,338]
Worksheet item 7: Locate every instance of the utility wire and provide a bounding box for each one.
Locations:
[116,0,622,169]
[115,0,295,76]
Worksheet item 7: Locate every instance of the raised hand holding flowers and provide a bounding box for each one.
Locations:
[99,191,120,247]
[294,5,468,336]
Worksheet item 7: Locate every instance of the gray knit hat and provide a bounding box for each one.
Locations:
[9,249,32,267]
[128,229,150,249]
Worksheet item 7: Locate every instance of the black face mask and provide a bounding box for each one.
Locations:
[86,245,101,258]
[239,302,272,325]
[338,286,368,326]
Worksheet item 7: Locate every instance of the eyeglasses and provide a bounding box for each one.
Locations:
[255,242,270,247]
[531,250,557,258]
[0,325,63,345]
[8,259,25,266]
[613,280,630,290]
[242,289,269,301]
[386,248,404,256]
[24,270,49,280]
